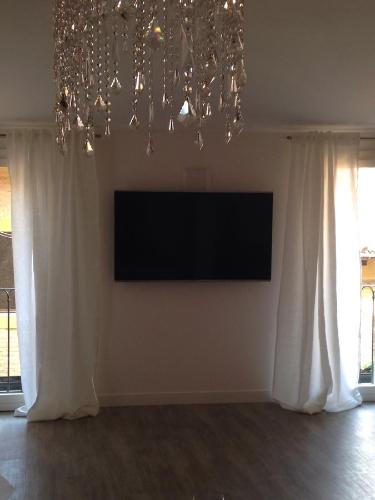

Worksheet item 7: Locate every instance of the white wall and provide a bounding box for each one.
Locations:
[95,130,290,405]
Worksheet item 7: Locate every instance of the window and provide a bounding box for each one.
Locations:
[358,167,375,384]
[0,164,21,392]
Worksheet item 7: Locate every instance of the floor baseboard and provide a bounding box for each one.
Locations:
[98,390,272,407]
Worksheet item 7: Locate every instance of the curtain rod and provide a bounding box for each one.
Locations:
[286,135,375,140]
[0,132,102,138]
[2,132,374,140]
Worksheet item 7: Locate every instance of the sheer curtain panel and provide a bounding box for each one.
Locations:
[273,132,362,414]
[8,129,100,422]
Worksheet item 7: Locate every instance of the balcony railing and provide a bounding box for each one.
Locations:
[359,285,375,384]
[0,288,22,392]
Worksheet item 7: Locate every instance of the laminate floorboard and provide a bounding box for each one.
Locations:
[0,402,374,500]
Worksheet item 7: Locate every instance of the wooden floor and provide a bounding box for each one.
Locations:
[0,403,375,500]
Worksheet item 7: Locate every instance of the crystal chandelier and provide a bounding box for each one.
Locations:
[54,0,246,155]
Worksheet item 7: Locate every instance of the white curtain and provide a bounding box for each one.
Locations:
[273,132,362,414]
[8,129,100,422]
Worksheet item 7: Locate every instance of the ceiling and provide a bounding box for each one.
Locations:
[1,0,375,130]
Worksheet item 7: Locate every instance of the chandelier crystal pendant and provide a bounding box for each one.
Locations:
[54,0,246,155]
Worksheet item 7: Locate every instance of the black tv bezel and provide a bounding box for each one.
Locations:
[114,190,273,282]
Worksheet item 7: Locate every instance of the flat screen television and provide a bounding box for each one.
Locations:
[114,191,273,281]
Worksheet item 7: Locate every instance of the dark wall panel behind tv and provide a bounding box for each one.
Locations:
[114,191,273,281]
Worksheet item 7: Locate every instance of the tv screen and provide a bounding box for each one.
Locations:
[114,191,273,281]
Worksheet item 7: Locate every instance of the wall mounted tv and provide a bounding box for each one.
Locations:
[114,191,273,281]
